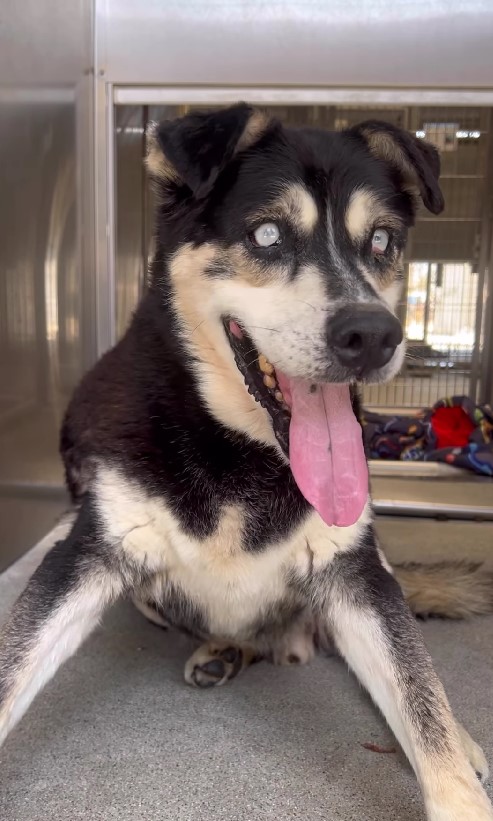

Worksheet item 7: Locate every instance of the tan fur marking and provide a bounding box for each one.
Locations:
[168,243,276,446]
[227,243,287,286]
[97,465,371,638]
[250,182,318,234]
[345,188,380,240]
[362,129,422,201]
[281,183,319,233]
[345,187,404,243]
[145,123,178,183]
[236,109,271,153]
[145,109,270,186]
[358,260,403,300]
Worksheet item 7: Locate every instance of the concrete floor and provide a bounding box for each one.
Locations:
[0,517,492,820]
[0,491,67,573]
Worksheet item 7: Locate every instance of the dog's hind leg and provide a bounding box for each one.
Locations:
[309,529,493,821]
[0,500,124,748]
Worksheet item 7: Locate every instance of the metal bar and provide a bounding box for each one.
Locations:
[423,263,432,341]
[93,80,116,354]
[114,86,493,108]
[373,499,493,521]
[368,460,471,478]
[417,218,482,223]
[76,72,98,371]
[0,482,67,497]
[480,230,493,405]
[140,104,149,300]
[471,110,493,403]
[93,0,117,356]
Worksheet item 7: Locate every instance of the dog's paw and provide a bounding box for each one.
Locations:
[271,617,316,666]
[184,642,258,688]
[457,722,489,783]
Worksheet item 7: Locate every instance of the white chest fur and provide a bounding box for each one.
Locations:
[96,467,371,636]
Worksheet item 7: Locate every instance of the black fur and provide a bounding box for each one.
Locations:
[61,306,310,552]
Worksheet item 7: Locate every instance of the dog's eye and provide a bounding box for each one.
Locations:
[371,229,390,254]
[250,222,281,248]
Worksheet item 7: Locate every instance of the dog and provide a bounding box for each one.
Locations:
[1,103,492,820]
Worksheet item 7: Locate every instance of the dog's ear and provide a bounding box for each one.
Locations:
[351,120,444,215]
[146,103,270,199]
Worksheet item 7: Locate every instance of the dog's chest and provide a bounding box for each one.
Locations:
[96,467,370,636]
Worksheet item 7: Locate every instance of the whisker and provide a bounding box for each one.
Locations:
[241,346,259,360]
[247,326,281,333]
[296,299,317,311]
[245,356,262,369]
[190,318,207,335]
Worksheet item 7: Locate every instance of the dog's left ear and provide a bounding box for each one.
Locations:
[146,103,270,199]
[351,120,445,215]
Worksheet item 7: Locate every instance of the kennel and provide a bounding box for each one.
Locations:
[1,0,493,562]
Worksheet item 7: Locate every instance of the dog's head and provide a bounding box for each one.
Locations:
[146,104,443,526]
[148,103,442,385]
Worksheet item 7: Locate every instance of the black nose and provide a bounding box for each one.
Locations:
[328,305,403,375]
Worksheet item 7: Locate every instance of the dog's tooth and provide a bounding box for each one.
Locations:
[263,374,276,389]
[258,354,274,376]
[275,391,284,403]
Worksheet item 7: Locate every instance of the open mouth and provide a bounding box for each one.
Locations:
[223,318,369,528]
[224,319,291,457]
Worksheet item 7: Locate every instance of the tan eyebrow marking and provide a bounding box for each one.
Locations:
[250,183,319,234]
[345,188,403,241]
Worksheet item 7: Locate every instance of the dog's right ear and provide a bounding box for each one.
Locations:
[146,103,270,199]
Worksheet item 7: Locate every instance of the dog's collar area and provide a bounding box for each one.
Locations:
[223,318,290,456]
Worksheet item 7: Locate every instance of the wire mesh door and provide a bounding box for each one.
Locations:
[360,107,492,409]
[115,103,493,410]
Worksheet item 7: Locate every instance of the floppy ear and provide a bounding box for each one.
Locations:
[146,103,270,199]
[351,120,445,215]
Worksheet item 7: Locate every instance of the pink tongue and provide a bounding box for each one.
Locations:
[277,376,368,527]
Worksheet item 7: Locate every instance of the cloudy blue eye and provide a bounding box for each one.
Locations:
[251,222,281,247]
[372,228,390,254]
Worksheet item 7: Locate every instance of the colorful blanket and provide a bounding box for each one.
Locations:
[362,396,493,476]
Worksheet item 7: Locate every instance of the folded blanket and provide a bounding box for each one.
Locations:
[362,396,493,477]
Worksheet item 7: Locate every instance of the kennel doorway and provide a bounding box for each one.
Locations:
[114,103,493,411]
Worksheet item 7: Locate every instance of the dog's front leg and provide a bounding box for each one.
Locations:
[310,528,493,821]
[0,500,124,748]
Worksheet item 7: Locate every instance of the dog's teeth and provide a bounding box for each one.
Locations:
[263,374,276,389]
[275,391,284,403]
[258,354,274,376]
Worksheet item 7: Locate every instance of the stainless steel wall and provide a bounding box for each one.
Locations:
[0,0,93,568]
[102,0,493,88]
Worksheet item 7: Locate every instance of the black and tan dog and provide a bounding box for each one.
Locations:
[1,104,492,819]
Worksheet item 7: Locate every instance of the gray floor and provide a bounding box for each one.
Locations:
[0,491,67,573]
[0,517,492,820]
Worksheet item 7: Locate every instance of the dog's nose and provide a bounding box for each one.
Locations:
[328,305,403,375]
